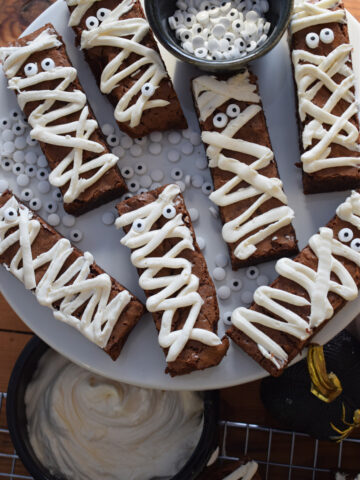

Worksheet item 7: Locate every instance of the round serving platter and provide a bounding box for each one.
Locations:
[1,0,360,390]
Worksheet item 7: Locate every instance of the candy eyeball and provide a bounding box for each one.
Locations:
[338,227,353,243]
[3,207,18,222]
[320,28,334,44]
[141,83,155,97]
[85,16,99,30]
[351,238,360,252]
[213,112,228,129]
[226,104,241,118]
[306,32,319,49]
[96,7,111,21]
[162,205,176,219]
[24,63,38,77]
[132,219,146,233]
[41,58,55,71]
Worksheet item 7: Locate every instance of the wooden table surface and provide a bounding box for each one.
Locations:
[0,1,360,478]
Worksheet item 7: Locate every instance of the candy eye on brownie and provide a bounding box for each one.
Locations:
[96,8,111,22]
[3,207,18,222]
[338,227,353,243]
[351,238,360,252]
[213,112,228,129]
[85,15,99,30]
[226,104,241,118]
[162,205,176,219]
[41,58,55,71]
[132,219,146,233]
[320,27,334,44]
[24,62,38,77]
[305,32,320,49]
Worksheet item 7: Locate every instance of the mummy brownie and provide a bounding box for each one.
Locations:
[0,25,127,216]
[197,458,261,479]
[290,0,360,193]
[228,190,360,376]
[66,0,187,138]
[116,184,229,376]
[0,190,144,359]
[192,71,298,269]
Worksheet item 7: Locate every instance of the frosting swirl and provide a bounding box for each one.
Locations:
[25,350,204,480]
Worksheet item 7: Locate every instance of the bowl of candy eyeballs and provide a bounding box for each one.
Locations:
[145,0,294,72]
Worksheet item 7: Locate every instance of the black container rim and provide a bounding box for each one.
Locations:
[7,336,219,480]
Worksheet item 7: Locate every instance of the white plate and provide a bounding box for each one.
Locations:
[1,1,360,390]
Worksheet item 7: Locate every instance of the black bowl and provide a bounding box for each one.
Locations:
[7,336,219,480]
[145,0,294,72]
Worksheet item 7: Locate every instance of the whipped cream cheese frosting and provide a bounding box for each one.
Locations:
[25,350,204,480]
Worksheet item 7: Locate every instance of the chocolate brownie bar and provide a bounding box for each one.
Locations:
[0,190,144,360]
[0,25,127,216]
[290,0,360,194]
[228,190,360,376]
[116,184,229,376]
[192,71,298,270]
[66,0,187,138]
[197,458,261,479]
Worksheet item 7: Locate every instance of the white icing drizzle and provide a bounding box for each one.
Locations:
[291,1,360,173]
[0,29,118,204]
[66,0,169,128]
[222,461,259,480]
[115,184,222,362]
[193,72,294,261]
[0,196,131,348]
[231,191,360,369]
[291,0,346,34]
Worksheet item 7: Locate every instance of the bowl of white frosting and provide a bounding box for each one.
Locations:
[7,337,219,480]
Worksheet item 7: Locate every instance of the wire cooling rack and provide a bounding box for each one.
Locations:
[1,390,359,480]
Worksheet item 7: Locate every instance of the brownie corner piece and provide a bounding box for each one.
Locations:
[0,189,143,360]
[66,0,187,137]
[116,183,228,376]
[0,24,127,217]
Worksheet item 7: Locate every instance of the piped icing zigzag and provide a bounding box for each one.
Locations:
[0,195,131,348]
[116,184,223,362]
[0,29,118,204]
[67,0,169,128]
[192,72,295,262]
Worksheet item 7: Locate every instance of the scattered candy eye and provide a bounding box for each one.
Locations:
[24,63,38,76]
[10,110,19,120]
[171,168,183,180]
[128,180,140,193]
[141,83,155,97]
[213,267,226,281]
[132,219,146,233]
[121,166,134,179]
[29,198,42,211]
[230,279,242,291]
[213,112,228,129]
[20,188,34,201]
[320,28,334,44]
[107,134,120,147]
[226,103,241,118]
[162,205,177,219]
[12,122,25,136]
[222,312,233,326]
[36,168,49,181]
[45,201,57,214]
[41,58,55,71]
[135,162,147,175]
[4,207,17,222]
[351,238,360,252]
[338,227,353,243]
[12,163,25,176]
[0,118,9,129]
[202,182,213,195]
[70,229,83,242]
[246,266,259,280]
[306,32,320,49]
[86,16,99,30]
[96,7,111,21]
[25,165,36,177]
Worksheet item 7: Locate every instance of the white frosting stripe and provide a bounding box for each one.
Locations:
[231,191,360,370]
[66,0,169,128]
[116,184,222,362]
[193,72,294,261]
[291,0,346,34]
[223,460,259,480]
[0,29,118,204]
[291,1,360,173]
[0,196,132,348]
